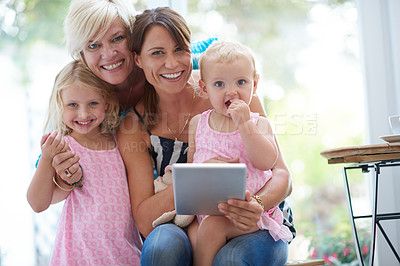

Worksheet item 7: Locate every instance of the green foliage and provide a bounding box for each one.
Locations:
[0,0,147,48]
[309,223,371,265]
[0,0,70,88]
[189,0,312,91]
[23,0,69,45]
[0,0,69,47]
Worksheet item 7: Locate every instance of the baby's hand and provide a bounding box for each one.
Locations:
[40,131,68,161]
[226,99,251,126]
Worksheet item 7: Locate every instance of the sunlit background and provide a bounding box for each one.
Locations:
[1,0,399,265]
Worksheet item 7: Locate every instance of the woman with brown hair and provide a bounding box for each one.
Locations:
[118,7,295,265]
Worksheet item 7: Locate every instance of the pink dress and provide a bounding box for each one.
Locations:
[193,110,293,242]
[50,136,142,265]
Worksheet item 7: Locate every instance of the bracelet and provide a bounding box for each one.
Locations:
[53,175,74,192]
[58,165,84,188]
[252,195,265,212]
[58,175,73,187]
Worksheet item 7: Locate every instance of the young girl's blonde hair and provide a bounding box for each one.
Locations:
[199,40,259,81]
[44,60,120,135]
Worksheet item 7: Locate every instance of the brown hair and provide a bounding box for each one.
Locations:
[132,7,191,129]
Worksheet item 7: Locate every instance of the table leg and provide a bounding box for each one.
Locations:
[343,167,364,266]
[368,164,380,266]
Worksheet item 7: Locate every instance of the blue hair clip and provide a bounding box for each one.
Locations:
[191,37,218,70]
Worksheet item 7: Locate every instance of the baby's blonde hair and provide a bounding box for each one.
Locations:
[199,40,258,81]
[64,0,137,60]
[44,60,120,135]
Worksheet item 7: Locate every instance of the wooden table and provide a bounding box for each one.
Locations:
[321,143,400,164]
[321,143,400,266]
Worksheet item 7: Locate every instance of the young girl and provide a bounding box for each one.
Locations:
[27,60,142,265]
[187,41,294,265]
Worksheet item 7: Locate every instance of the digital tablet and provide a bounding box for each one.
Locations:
[172,163,247,215]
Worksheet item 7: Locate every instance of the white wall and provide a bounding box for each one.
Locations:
[356,0,400,265]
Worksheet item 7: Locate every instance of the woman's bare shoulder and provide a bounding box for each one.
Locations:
[189,113,201,127]
[193,92,212,116]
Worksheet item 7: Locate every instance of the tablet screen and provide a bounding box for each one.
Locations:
[172,163,247,215]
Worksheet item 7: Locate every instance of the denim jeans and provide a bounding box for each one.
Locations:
[140,223,288,266]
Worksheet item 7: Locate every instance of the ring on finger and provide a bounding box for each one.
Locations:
[64,168,72,178]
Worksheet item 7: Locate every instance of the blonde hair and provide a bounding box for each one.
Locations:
[44,60,120,135]
[64,0,136,60]
[199,40,258,81]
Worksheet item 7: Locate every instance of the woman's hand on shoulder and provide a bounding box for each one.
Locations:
[45,131,82,184]
[52,149,82,185]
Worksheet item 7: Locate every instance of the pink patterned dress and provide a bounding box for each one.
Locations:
[193,110,293,242]
[50,136,142,265]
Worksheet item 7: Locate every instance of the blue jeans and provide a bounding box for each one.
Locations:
[213,229,288,266]
[140,224,288,266]
[141,224,193,265]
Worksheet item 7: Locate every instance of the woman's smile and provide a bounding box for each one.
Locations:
[102,59,124,71]
[161,71,184,80]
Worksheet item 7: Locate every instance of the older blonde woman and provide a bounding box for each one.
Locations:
[53,0,215,187]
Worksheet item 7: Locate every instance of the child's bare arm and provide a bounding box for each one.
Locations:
[27,131,71,212]
[227,99,277,170]
[257,140,292,210]
[238,115,277,171]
